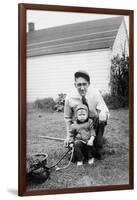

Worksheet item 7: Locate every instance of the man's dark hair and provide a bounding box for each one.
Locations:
[74,70,90,83]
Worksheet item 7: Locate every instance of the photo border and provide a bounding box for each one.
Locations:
[18,3,134,196]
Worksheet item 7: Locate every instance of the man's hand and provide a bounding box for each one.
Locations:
[64,137,70,148]
[99,111,107,122]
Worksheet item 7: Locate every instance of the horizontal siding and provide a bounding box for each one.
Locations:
[112,20,129,57]
[27,49,111,102]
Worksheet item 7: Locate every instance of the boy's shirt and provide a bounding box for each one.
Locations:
[69,118,95,143]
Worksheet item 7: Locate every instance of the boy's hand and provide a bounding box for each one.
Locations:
[87,140,93,146]
[87,136,95,146]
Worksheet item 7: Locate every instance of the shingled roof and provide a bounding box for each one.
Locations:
[27,16,123,57]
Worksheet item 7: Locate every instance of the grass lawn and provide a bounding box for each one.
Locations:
[26,108,129,191]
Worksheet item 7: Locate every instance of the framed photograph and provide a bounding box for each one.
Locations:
[18,3,134,196]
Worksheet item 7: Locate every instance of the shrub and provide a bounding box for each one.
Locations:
[110,52,128,98]
[54,93,66,112]
[103,94,128,109]
[34,98,55,112]
[106,45,129,109]
[27,102,37,114]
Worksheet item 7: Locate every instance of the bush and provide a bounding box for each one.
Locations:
[103,94,128,109]
[27,102,37,114]
[110,52,128,98]
[54,93,66,112]
[34,98,55,112]
[107,45,129,109]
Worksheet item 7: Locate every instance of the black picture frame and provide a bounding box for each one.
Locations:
[18,3,134,196]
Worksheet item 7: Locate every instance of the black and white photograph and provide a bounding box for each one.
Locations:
[19,3,134,196]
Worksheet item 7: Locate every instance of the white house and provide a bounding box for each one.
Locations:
[27,16,129,102]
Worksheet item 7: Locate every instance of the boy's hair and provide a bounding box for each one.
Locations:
[75,104,88,114]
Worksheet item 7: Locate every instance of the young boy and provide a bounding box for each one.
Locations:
[68,104,96,166]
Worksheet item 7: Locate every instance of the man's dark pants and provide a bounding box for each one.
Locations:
[93,117,107,159]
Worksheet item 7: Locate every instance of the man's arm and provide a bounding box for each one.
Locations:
[87,119,96,146]
[95,90,110,121]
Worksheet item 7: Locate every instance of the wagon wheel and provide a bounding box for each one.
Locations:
[26,153,49,184]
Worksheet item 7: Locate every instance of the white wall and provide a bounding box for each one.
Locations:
[27,49,111,101]
[112,19,129,57]
[1,1,136,200]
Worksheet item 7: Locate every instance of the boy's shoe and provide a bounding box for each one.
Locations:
[88,158,95,165]
[77,161,83,166]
